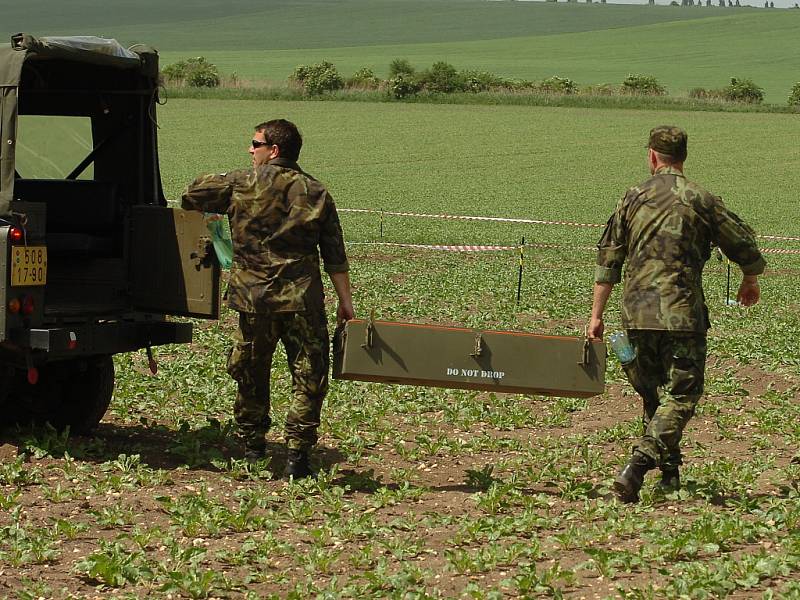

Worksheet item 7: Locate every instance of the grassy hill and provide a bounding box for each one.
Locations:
[160,11,798,102]
[4,1,798,101]
[3,0,753,50]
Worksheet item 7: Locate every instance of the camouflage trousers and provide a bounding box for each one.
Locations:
[227,310,329,451]
[623,330,707,470]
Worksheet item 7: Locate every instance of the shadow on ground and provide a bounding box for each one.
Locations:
[0,419,346,475]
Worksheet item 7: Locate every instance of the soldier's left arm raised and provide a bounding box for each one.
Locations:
[180,171,239,214]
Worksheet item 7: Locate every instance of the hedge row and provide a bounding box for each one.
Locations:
[289,60,795,106]
[160,57,800,106]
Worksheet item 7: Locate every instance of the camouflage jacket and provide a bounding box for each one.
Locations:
[595,166,765,332]
[181,157,349,314]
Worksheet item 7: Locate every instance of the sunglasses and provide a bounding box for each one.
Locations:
[251,139,273,149]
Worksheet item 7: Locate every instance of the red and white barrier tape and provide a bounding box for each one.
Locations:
[339,208,800,242]
[348,241,519,252]
[762,247,800,255]
[758,235,800,242]
[339,208,604,229]
[348,240,800,255]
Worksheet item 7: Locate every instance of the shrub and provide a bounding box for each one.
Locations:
[387,74,422,99]
[787,82,800,106]
[291,61,344,95]
[418,61,467,94]
[460,70,506,93]
[389,58,416,78]
[723,77,764,104]
[539,75,577,95]
[347,67,381,89]
[500,78,538,92]
[621,73,666,96]
[161,57,220,88]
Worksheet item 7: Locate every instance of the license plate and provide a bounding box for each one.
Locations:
[11,246,47,286]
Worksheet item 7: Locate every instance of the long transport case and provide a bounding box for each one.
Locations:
[333,319,606,398]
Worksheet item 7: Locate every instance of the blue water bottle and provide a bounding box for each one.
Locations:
[609,331,636,365]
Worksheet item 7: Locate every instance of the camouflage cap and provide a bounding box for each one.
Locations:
[648,126,688,161]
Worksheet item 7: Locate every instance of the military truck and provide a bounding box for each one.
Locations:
[0,34,220,432]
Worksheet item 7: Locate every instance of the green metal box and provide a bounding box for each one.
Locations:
[333,319,606,398]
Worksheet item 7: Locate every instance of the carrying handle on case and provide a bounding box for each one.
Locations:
[361,309,375,349]
[470,333,483,357]
[578,325,591,366]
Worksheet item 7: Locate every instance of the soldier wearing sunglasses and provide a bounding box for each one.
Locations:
[181,119,354,478]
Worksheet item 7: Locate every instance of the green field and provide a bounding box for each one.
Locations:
[4,97,800,598]
[158,99,800,238]
[4,1,799,102]
[3,3,800,597]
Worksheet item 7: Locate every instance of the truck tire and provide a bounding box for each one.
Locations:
[54,356,115,434]
[9,356,114,435]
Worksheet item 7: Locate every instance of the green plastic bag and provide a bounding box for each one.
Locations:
[205,214,233,270]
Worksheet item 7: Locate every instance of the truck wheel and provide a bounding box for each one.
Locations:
[54,356,115,434]
[9,357,115,435]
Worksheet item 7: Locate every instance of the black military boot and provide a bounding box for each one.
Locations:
[243,437,267,462]
[656,467,680,492]
[613,453,654,503]
[285,449,314,479]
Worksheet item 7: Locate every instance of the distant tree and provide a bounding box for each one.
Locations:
[622,73,667,95]
[649,0,655,4]
[788,82,800,106]
[724,77,764,103]
[162,57,221,88]
[719,0,725,6]
[770,1,774,6]
[707,0,712,6]
[764,1,768,6]
[735,0,740,6]
[291,61,343,95]
[389,58,415,78]
[728,0,733,6]
[387,74,421,99]
[417,61,466,94]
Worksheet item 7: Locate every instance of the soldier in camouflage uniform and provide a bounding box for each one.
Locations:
[181,119,354,477]
[588,126,765,503]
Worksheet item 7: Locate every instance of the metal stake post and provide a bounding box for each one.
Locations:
[516,236,525,306]
[726,260,731,305]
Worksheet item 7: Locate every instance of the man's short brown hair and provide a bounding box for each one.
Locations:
[255,119,303,162]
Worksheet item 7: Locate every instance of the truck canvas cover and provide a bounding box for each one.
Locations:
[0,33,158,216]
[333,319,606,398]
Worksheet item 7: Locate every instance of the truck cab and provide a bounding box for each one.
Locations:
[0,34,220,432]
